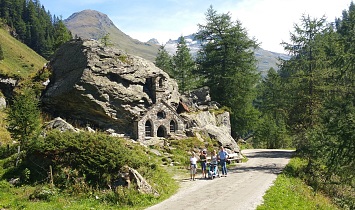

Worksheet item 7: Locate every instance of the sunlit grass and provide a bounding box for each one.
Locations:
[257,158,339,210]
[0,27,47,78]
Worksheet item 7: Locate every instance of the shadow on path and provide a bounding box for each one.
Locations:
[228,149,295,175]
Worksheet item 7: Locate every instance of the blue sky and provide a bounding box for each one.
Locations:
[40,0,352,53]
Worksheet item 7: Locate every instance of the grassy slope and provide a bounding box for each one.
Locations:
[0,27,47,78]
[0,137,204,210]
[257,157,339,210]
[0,26,48,145]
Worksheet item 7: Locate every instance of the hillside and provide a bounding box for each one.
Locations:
[64,10,159,62]
[0,25,48,145]
[0,27,47,79]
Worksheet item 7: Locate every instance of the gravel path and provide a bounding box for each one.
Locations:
[146,149,294,210]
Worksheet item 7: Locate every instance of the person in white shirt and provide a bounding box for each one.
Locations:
[190,152,198,181]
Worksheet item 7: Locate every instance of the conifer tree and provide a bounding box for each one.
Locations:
[100,33,112,47]
[196,6,260,137]
[254,68,289,148]
[155,44,173,76]
[6,88,42,149]
[172,36,197,92]
[279,15,331,148]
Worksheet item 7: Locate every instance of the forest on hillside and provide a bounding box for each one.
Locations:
[0,0,71,59]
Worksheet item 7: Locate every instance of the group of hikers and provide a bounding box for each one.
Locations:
[189,146,229,181]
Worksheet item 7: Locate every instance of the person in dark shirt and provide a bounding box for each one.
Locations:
[199,149,207,178]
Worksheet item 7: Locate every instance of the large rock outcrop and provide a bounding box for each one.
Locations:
[182,110,239,153]
[41,39,239,154]
[41,39,179,135]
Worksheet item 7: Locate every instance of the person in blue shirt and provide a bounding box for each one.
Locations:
[218,146,229,176]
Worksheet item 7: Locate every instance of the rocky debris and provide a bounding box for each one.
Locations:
[9,178,20,186]
[41,39,179,135]
[114,166,159,196]
[0,96,6,109]
[180,87,220,112]
[44,117,79,132]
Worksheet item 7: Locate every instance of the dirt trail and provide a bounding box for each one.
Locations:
[146,149,294,210]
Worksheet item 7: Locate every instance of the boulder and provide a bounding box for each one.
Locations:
[44,117,79,132]
[0,96,6,109]
[182,111,239,153]
[41,39,179,135]
[180,86,220,112]
[114,166,159,196]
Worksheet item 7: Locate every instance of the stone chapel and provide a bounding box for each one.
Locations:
[133,75,185,141]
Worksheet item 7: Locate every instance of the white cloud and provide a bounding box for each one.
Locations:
[227,0,351,52]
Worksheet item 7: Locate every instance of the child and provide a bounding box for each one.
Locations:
[190,152,197,181]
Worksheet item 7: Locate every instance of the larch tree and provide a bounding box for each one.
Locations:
[172,36,197,93]
[195,6,260,137]
[6,87,42,150]
[155,44,173,76]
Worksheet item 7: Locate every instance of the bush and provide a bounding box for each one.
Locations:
[25,130,154,190]
[29,186,57,201]
[0,144,18,159]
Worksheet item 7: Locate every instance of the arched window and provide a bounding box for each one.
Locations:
[170,120,176,133]
[158,78,164,88]
[145,120,153,137]
[157,125,167,137]
[157,111,166,119]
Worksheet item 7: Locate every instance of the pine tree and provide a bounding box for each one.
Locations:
[53,20,72,49]
[6,87,42,149]
[100,33,112,47]
[172,36,197,92]
[279,15,331,147]
[254,68,289,148]
[196,6,260,137]
[0,0,71,58]
[155,44,173,75]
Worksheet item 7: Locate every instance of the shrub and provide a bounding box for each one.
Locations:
[25,130,153,190]
[29,185,57,201]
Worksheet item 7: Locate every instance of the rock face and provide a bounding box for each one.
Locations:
[41,39,179,136]
[0,76,17,103]
[182,111,239,153]
[41,39,239,153]
[44,117,79,133]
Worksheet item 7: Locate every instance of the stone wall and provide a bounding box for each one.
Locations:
[135,101,185,141]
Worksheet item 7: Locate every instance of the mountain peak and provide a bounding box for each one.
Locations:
[64,10,116,39]
[147,38,160,45]
[64,10,159,61]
